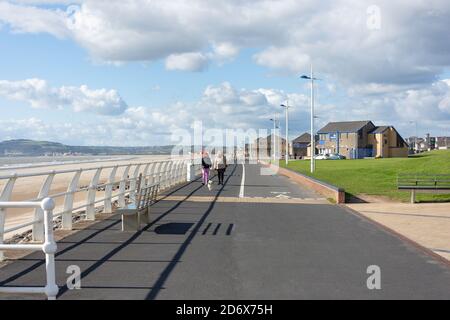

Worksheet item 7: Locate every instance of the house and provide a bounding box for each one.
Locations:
[436,137,450,150]
[406,134,438,153]
[292,133,311,159]
[317,120,409,159]
[249,134,287,160]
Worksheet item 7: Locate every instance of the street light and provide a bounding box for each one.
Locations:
[270,117,280,162]
[301,64,321,173]
[280,102,291,166]
[409,120,418,153]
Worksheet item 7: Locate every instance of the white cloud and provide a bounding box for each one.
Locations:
[165,52,209,72]
[254,47,311,74]
[0,82,311,145]
[0,1,69,38]
[0,78,128,115]
[211,42,239,63]
[1,0,449,87]
[2,80,450,145]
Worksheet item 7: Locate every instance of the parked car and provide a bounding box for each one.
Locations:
[314,154,330,160]
[314,153,346,160]
[328,153,346,160]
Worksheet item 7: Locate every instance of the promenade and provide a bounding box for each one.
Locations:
[1,164,450,299]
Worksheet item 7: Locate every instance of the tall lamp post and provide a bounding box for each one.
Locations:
[301,64,320,173]
[280,102,291,166]
[409,120,418,153]
[270,117,280,162]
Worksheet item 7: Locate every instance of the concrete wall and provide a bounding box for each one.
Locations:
[272,164,346,204]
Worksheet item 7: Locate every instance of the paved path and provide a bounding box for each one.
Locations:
[1,164,450,299]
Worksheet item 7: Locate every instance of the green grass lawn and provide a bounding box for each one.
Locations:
[280,150,450,203]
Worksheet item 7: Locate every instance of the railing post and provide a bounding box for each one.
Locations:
[159,162,168,190]
[0,175,17,261]
[86,168,102,221]
[152,162,161,187]
[177,160,184,184]
[173,160,181,185]
[165,162,174,188]
[146,162,157,186]
[118,165,131,207]
[142,163,151,187]
[62,170,81,230]
[33,172,55,242]
[104,166,118,214]
[41,198,59,300]
[411,189,416,204]
[129,165,142,203]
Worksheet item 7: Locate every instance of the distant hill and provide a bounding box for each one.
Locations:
[0,139,175,156]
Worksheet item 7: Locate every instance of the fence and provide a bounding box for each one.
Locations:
[0,198,58,300]
[0,158,202,262]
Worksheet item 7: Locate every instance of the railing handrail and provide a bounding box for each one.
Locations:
[0,198,58,300]
[0,157,189,180]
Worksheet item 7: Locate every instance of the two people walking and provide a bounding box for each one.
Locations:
[201,151,227,188]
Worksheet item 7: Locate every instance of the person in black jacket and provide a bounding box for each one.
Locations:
[201,151,212,186]
[213,151,227,185]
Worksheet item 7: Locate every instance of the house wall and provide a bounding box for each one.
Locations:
[293,147,308,158]
[387,128,408,157]
[318,132,363,159]
[318,122,408,159]
[368,128,408,158]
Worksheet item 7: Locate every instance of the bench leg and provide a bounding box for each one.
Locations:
[122,213,140,231]
[410,189,416,204]
[140,208,150,225]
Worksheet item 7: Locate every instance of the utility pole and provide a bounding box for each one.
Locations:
[270,117,279,162]
[301,63,320,173]
[281,102,291,166]
[310,64,316,173]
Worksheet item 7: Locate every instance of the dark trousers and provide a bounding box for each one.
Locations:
[217,169,225,184]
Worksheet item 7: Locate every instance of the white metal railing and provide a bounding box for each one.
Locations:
[0,198,58,300]
[0,158,202,262]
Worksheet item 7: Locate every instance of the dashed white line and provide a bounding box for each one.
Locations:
[239,164,245,198]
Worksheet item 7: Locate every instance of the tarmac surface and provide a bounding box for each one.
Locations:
[1,164,449,299]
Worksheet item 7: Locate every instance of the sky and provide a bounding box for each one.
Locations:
[0,0,449,146]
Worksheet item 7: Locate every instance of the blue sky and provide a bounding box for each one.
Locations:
[0,0,450,146]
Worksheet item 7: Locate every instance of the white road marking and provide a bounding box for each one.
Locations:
[239,164,245,198]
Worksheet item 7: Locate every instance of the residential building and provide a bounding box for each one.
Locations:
[248,135,287,160]
[436,137,450,150]
[292,133,311,159]
[406,134,438,152]
[317,120,409,159]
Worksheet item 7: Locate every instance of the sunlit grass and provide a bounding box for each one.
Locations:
[280,150,450,203]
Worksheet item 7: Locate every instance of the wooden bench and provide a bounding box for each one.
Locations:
[397,174,450,203]
[117,175,159,231]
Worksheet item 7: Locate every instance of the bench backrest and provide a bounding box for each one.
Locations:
[134,173,159,210]
[397,174,450,189]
